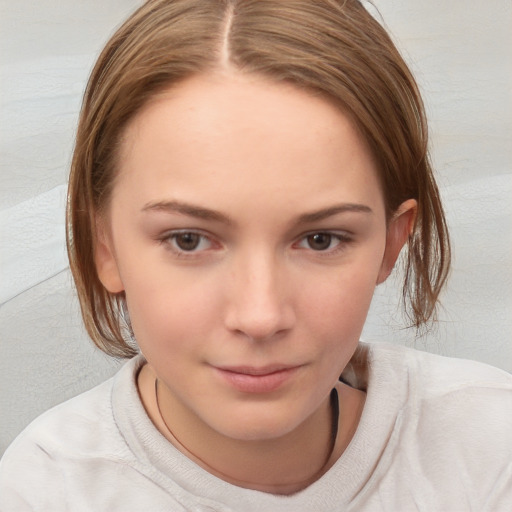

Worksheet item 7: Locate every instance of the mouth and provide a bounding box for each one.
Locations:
[212,364,302,393]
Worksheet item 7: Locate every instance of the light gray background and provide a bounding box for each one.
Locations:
[1,0,511,456]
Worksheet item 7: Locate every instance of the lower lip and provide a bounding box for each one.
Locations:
[214,367,300,393]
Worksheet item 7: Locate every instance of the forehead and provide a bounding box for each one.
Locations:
[115,72,384,218]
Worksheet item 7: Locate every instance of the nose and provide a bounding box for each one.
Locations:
[224,250,296,342]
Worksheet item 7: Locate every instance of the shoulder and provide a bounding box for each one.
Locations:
[2,377,115,457]
[344,342,512,427]
[363,341,512,390]
[366,342,512,428]
[367,343,512,502]
[0,357,141,510]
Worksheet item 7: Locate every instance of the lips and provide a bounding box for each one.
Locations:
[212,364,301,393]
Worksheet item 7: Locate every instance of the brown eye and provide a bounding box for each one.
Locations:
[173,232,201,251]
[162,230,215,255]
[306,233,333,251]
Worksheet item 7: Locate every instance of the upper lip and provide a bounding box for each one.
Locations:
[214,365,300,376]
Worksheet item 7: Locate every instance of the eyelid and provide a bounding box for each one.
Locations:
[159,228,220,256]
[157,228,353,257]
[293,230,353,254]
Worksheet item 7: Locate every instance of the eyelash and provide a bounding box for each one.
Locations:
[158,230,353,257]
[159,230,215,256]
[294,231,353,255]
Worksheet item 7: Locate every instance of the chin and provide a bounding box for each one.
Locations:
[207,406,305,442]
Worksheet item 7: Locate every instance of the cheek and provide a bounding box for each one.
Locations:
[302,261,381,342]
[123,268,223,349]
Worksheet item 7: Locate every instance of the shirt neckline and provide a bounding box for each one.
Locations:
[112,343,409,511]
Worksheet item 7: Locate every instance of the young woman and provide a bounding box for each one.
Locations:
[1,0,510,510]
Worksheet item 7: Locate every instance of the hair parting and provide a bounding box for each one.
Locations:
[67,0,450,357]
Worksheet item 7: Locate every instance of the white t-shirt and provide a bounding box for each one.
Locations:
[1,342,511,511]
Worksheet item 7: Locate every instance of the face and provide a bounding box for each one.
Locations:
[96,72,414,442]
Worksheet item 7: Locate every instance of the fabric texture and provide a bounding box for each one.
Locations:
[1,342,511,511]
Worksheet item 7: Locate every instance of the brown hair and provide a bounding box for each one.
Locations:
[67,0,450,358]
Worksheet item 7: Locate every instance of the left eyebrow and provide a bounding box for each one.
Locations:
[296,203,373,224]
[141,199,234,225]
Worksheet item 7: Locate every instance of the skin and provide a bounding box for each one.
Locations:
[95,71,416,494]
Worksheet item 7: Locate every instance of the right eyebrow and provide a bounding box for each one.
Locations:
[296,203,373,224]
[141,200,234,225]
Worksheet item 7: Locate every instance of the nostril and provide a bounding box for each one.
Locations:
[224,300,295,342]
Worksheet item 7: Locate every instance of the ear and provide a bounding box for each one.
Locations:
[377,199,417,284]
[94,217,125,293]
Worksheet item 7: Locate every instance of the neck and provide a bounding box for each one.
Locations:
[138,364,364,495]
